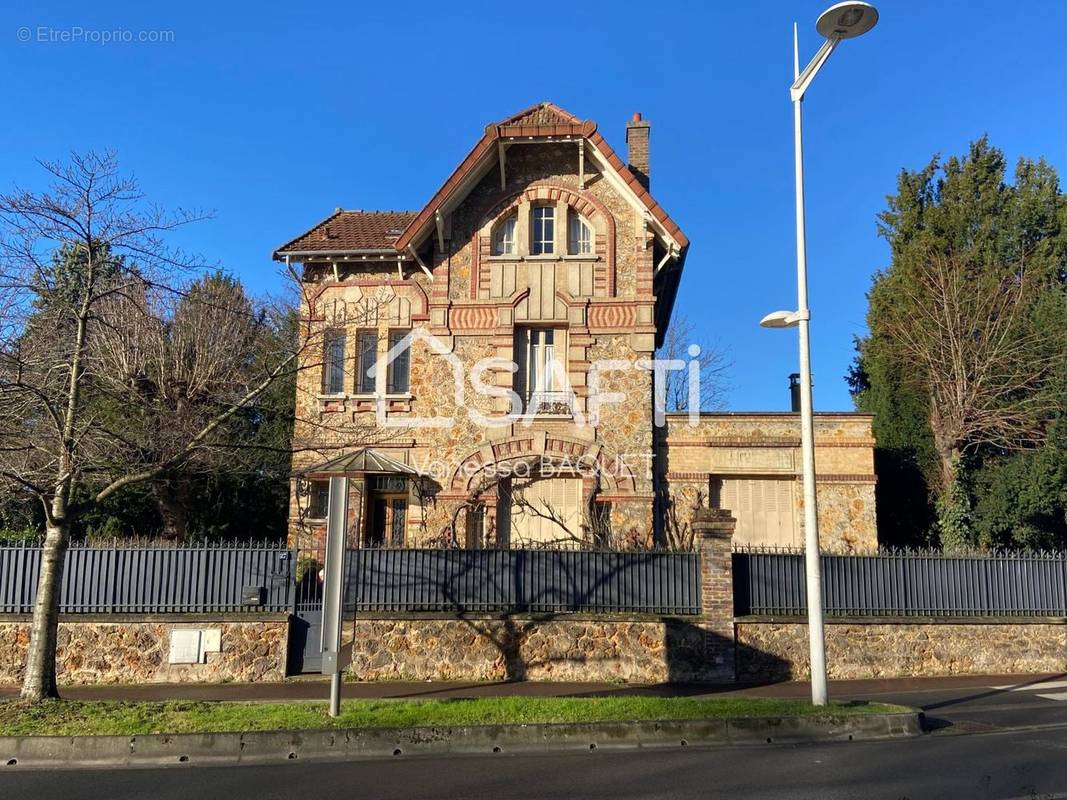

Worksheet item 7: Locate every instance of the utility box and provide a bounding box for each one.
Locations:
[200,628,222,654]
[241,585,265,606]
[169,629,201,664]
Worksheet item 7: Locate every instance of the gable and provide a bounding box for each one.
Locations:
[392,103,688,256]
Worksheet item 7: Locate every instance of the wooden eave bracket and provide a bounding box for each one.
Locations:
[434,209,447,252]
[578,141,585,190]
[407,245,434,281]
[497,141,508,190]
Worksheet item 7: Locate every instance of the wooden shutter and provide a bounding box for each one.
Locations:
[508,475,581,547]
[718,478,797,547]
[513,328,528,407]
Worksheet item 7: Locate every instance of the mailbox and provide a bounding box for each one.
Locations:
[241,585,265,606]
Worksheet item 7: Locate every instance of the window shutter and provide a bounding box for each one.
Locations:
[513,328,528,407]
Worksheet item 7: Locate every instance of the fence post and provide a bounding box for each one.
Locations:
[694,508,737,682]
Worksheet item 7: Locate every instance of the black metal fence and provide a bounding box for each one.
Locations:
[12,541,1064,620]
[0,540,295,614]
[343,548,703,615]
[733,548,1067,617]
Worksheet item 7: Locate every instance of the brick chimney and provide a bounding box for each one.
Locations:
[625,112,651,189]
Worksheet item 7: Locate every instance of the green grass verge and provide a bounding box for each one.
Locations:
[0,696,908,737]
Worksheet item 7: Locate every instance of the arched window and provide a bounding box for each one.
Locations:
[567,210,593,255]
[492,213,517,255]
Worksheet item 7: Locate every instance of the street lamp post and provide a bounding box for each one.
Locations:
[761,1,879,707]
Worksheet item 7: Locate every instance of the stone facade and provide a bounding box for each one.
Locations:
[282,104,686,552]
[736,619,1067,681]
[278,104,879,553]
[660,412,877,551]
[0,618,288,685]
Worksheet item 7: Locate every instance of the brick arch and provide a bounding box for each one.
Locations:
[469,181,617,299]
[448,435,637,496]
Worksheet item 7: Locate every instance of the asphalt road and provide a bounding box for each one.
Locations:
[3,675,1067,799]
[3,726,1067,800]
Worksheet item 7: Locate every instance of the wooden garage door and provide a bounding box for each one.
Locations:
[719,478,798,547]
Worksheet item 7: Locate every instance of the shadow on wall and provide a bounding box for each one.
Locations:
[440,614,791,685]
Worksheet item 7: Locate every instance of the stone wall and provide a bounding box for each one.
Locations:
[348,616,718,683]
[0,617,288,685]
[736,619,1067,681]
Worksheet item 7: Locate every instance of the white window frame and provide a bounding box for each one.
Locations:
[531,206,555,255]
[492,213,517,255]
[517,327,569,413]
[568,211,593,255]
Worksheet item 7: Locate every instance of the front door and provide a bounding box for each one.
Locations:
[366,495,407,547]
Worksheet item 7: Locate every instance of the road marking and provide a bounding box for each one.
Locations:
[992,680,1067,692]
[1037,692,1067,702]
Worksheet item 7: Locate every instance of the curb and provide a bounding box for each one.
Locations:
[0,711,921,769]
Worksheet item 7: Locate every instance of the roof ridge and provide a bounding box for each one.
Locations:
[495,101,582,127]
[338,209,419,215]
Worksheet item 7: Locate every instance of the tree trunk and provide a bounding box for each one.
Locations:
[20,519,70,700]
[154,476,191,542]
[937,446,959,499]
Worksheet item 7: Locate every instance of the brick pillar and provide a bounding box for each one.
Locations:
[694,507,736,682]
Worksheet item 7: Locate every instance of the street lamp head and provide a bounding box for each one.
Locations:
[760,310,801,329]
[815,2,878,39]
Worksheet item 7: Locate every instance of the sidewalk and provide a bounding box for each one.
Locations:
[1,672,1059,704]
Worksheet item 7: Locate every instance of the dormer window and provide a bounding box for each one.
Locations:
[492,213,517,255]
[531,206,555,255]
[568,211,593,255]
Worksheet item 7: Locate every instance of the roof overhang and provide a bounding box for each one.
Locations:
[296,448,421,479]
[274,249,407,260]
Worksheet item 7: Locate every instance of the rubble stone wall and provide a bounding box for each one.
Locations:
[735,618,1067,681]
[0,617,288,685]
[348,616,719,683]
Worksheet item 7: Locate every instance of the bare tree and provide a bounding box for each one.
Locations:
[437,463,658,551]
[657,312,730,412]
[880,252,1066,509]
[0,152,317,700]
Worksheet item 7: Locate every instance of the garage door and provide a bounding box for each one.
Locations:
[718,478,799,547]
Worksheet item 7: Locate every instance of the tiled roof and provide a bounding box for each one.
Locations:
[273,210,416,256]
[496,102,581,127]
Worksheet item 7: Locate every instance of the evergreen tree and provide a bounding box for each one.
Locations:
[851,138,1067,548]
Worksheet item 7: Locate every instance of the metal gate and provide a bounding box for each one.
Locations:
[289,544,326,674]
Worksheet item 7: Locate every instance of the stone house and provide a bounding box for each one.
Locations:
[274,102,876,554]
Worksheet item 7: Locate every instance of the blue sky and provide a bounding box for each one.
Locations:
[2,0,1064,411]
